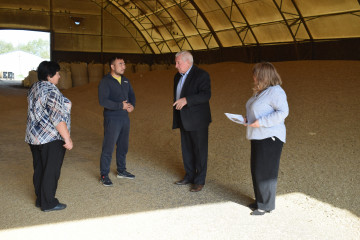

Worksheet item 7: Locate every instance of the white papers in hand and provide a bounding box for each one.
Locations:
[225,113,245,124]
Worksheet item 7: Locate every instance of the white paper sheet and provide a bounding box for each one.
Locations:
[225,113,245,124]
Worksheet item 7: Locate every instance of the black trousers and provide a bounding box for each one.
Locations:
[100,116,130,176]
[251,137,283,211]
[180,127,209,185]
[29,140,66,211]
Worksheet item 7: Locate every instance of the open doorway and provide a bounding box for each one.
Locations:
[0,29,50,81]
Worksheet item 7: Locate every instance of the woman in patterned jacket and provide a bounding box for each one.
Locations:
[25,61,73,212]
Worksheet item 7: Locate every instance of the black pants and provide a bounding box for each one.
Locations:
[251,137,283,211]
[29,140,66,211]
[180,127,209,185]
[100,117,130,176]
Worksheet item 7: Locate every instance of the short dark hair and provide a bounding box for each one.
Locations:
[37,61,60,81]
[109,56,124,69]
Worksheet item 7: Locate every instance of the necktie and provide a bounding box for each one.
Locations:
[176,74,185,100]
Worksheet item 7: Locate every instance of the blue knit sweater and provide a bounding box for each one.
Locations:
[246,85,289,142]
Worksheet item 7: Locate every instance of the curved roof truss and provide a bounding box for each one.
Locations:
[0,0,359,55]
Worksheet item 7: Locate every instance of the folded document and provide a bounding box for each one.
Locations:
[225,113,245,124]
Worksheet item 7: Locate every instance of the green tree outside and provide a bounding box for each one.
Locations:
[0,40,15,54]
[18,39,50,59]
[1,39,49,58]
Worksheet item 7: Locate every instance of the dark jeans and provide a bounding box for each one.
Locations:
[29,140,66,211]
[100,117,130,176]
[251,137,283,211]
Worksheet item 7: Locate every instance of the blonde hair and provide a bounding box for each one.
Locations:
[252,62,282,94]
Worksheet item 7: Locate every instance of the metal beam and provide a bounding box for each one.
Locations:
[231,0,259,45]
[189,0,222,48]
[213,0,245,45]
[290,0,313,41]
[91,0,153,54]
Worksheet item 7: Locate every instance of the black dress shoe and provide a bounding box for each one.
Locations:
[43,203,67,212]
[250,209,270,216]
[175,179,191,185]
[247,202,257,210]
[190,184,204,192]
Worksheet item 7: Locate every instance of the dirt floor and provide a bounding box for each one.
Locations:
[0,60,359,239]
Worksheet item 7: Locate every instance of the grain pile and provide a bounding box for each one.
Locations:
[0,60,359,239]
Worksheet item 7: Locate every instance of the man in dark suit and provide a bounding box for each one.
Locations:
[172,50,211,192]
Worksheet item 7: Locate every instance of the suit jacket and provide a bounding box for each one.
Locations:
[172,65,211,131]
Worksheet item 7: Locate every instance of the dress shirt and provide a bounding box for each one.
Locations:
[176,66,192,100]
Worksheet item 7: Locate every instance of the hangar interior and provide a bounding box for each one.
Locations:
[1,0,359,64]
[0,1,360,238]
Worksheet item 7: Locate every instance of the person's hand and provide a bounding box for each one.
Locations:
[248,119,260,128]
[127,104,134,113]
[122,100,130,110]
[63,137,73,150]
[243,117,248,126]
[173,97,187,110]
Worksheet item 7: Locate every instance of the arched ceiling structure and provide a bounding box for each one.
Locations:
[97,0,360,54]
[0,0,359,60]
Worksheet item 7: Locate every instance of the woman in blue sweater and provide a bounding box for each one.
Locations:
[244,62,289,215]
